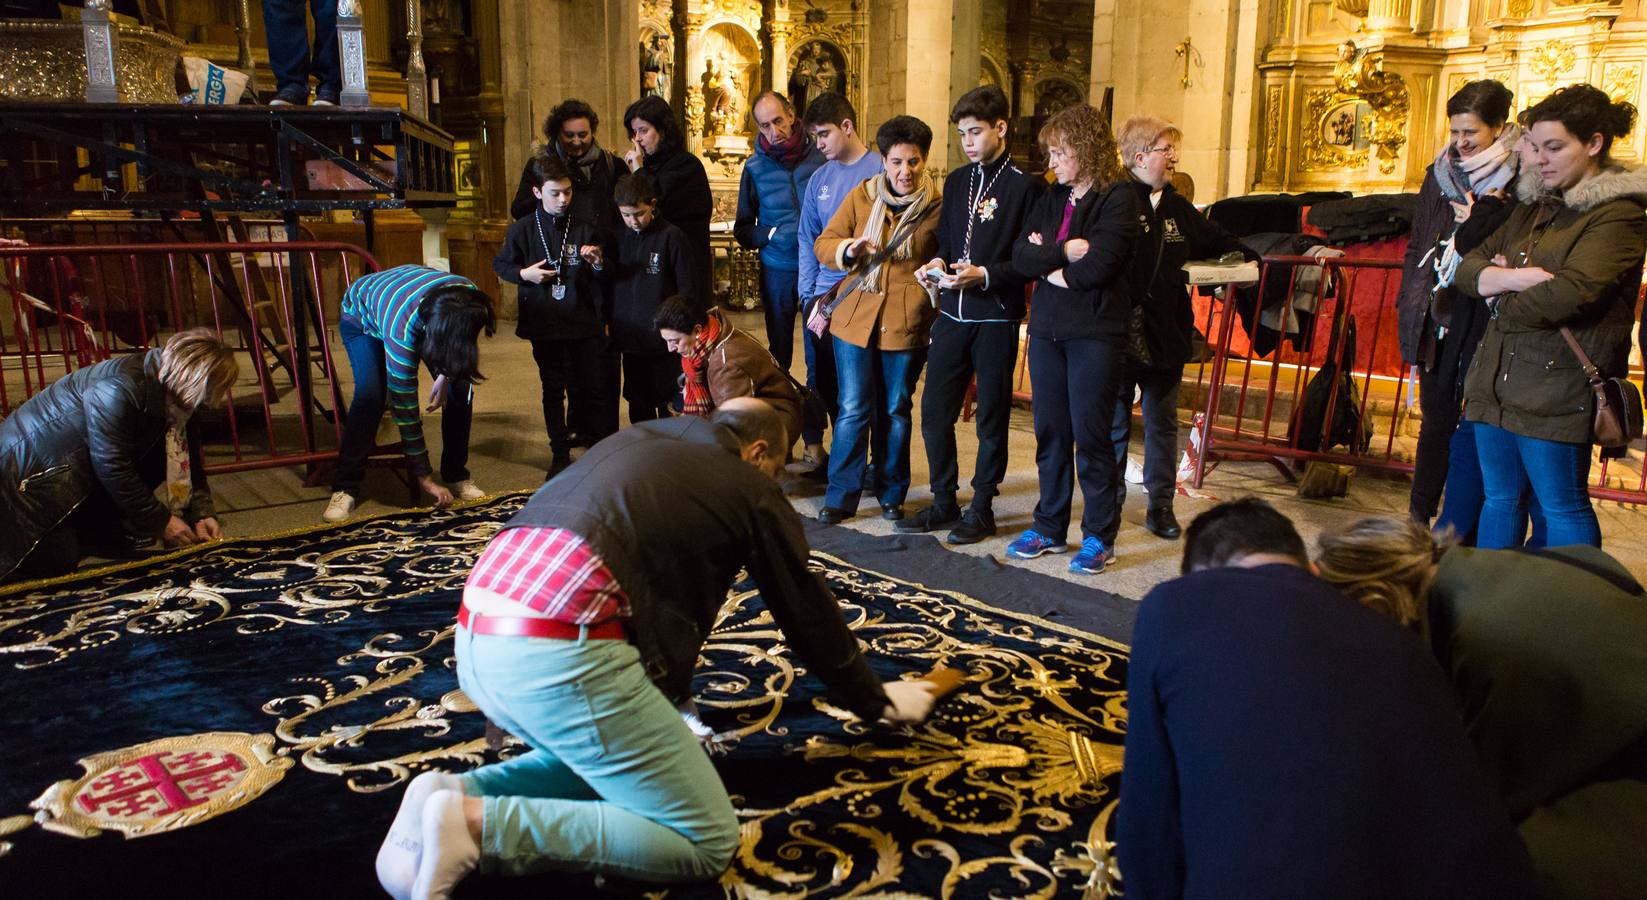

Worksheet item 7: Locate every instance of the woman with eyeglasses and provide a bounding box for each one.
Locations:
[1007,104,1141,575]
[1454,84,1647,548]
[1107,116,1255,546]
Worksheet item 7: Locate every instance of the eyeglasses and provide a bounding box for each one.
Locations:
[1144,145,1178,156]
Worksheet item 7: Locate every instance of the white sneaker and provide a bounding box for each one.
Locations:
[450,480,486,501]
[323,491,356,522]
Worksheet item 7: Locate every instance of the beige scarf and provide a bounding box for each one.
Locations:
[163,401,193,515]
[860,170,935,293]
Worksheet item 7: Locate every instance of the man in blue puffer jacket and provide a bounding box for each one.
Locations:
[733,90,825,376]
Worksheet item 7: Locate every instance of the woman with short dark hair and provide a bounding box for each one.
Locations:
[1455,83,1647,548]
[324,265,497,523]
[654,296,804,453]
[1,328,239,582]
[622,96,714,305]
[1399,79,1535,544]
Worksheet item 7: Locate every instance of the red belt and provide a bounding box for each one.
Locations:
[457,603,628,640]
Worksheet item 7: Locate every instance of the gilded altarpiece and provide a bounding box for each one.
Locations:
[1254,0,1647,194]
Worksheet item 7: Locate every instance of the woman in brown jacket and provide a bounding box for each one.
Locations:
[1456,84,1647,548]
[655,296,805,455]
[810,115,942,523]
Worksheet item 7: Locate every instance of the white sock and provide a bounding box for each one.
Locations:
[375,771,462,900]
[411,789,480,900]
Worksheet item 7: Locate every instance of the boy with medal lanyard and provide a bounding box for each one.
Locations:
[902,85,1044,544]
[494,151,609,478]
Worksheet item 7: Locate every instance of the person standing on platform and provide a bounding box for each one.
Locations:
[1007,104,1140,574]
[898,86,1041,545]
[622,96,714,308]
[509,99,629,446]
[373,400,941,900]
[610,173,693,423]
[1118,500,1541,900]
[733,91,826,375]
[259,0,340,106]
[1109,116,1256,544]
[494,153,609,480]
[796,92,883,476]
[812,115,942,525]
[323,265,497,523]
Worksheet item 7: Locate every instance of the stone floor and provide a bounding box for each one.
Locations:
[203,309,1647,602]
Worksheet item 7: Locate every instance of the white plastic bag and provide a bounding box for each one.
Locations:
[182,56,249,105]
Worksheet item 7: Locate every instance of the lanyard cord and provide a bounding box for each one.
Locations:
[533,208,570,284]
[960,157,1008,261]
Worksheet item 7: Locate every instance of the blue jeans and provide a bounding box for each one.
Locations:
[760,266,801,372]
[1473,422,1597,549]
[259,0,340,97]
[1435,419,1547,547]
[826,337,923,510]
[454,625,739,881]
[801,313,837,445]
[333,315,471,493]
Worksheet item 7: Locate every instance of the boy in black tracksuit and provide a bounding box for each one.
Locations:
[494,152,610,477]
[899,87,1043,544]
[610,172,695,422]
[1109,118,1255,544]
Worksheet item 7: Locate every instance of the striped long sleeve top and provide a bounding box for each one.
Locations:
[339,265,474,476]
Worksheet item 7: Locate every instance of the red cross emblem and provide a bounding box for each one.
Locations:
[75,750,249,820]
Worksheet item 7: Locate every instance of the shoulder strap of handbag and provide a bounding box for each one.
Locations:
[1511,546,1645,596]
[1557,325,1606,384]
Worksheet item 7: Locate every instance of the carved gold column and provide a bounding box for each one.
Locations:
[679,5,708,154]
[768,10,791,95]
[1365,0,1413,35]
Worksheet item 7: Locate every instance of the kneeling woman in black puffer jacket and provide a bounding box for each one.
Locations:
[1009,104,1140,575]
[0,328,239,582]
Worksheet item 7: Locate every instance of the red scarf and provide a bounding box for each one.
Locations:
[680,312,723,417]
[759,130,811,169]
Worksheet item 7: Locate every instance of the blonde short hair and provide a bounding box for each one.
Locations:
[1314,517,1453,629]
[158,328,239,409]
[1038,104,1124,191]
[1116,115,1182,166]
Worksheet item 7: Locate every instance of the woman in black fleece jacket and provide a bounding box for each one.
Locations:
[1008,104,1140,575]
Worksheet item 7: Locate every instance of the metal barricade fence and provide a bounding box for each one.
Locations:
[0,241,381,477]
[1185,253,1647,506]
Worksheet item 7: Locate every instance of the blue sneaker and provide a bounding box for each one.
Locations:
[1006,530,1068,560]
[1068,537,1115,575]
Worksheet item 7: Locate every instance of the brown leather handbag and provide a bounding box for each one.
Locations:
[1559,326,1643,450]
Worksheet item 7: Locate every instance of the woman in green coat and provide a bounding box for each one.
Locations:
[1454,84,1647,548]
[1316,517,1647,900]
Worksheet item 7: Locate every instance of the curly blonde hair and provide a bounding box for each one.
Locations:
[1039,104,1124,191]
[1314,517,1453,629]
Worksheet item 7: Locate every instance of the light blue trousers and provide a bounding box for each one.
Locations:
[453,626,739,881]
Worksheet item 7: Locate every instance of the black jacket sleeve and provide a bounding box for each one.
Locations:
[667,228,696,306]
[1454,194,1516,256]
[509,163,538,222]
[82,378,169,535]
[492,218,534,285]
[1064,186,1141,291]
[1012,191,1071,278]
[985,177,1046,293]
[744,494,889,722]
[732,164,765,250]
[1184,201,1258,263]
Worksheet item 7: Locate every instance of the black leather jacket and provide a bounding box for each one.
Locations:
[0,351,213,581]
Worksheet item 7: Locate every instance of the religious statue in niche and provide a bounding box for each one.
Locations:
[788,41,844,119]
[641,31,673,102]
[702,53,746,136]
[1331,40,1409,174]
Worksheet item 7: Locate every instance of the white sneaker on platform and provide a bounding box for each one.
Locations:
[323,491,356,522]
[450,480,486,501]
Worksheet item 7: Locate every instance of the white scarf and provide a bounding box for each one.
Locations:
[163,401,193,515]
[860,171,935,293]
[1431,124,1520,289]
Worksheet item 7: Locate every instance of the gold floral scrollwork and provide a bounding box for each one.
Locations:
[1265,86,1283,176]
[1301,88,1371,173]
[1530,41,1577,85]
[1605,64,1640,148]
[685,84,706,138]
[1317,41,1409,175]
[1507,0,1533,16]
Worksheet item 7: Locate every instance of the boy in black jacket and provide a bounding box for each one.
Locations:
[611,172,695,422]
[1108,116,1255,545]
[494,152,609,477]
[901,86,1044,544]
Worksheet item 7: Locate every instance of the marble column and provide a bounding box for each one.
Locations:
[679,6,708,155]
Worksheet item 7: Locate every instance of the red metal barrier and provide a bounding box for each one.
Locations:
[1188,253,1647,506]
[0,241,381,477]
